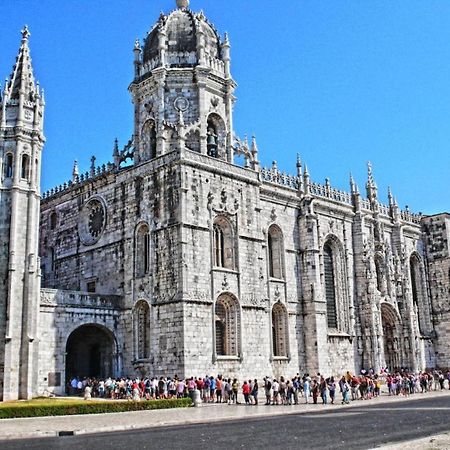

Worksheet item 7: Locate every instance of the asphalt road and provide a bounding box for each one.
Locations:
[2,395,450,450]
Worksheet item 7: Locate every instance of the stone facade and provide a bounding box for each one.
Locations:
[0,1,448,400]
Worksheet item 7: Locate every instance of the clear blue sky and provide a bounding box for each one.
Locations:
[1,0,449,214]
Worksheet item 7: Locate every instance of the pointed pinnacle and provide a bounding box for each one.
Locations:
[21,25,30,42]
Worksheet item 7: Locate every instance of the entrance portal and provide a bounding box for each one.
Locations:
[66,324,115,385]
[381,303,401,372]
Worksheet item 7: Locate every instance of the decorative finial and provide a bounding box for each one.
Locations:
[134,39,141,51]
[176,0,189,9]
[387,186,393,203]
[21,25,30,41]
[367,161,375,185]
[72,160,79,182]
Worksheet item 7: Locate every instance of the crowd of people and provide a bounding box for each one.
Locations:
[68,369,450,405]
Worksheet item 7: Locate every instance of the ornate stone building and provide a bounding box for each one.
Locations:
[0,0,448,400]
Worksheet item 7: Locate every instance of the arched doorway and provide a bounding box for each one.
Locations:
[381,303,401,372]
[66,324,116,385]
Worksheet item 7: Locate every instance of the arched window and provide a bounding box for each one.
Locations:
[21,154,30,180]
[5,153,13,178]
[50,212,57,230]
[136,224,150,277]
[135,300,150,360]
[141,120,157,160]
[324,243,338,329]
[268,225,284,279]
[410,254,427,335]
[213,217,235,270]
[215,295,240,356]
[272,302,288,357]
[207,113,226,159]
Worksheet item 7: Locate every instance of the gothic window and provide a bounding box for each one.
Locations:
[207,122,218,158]
[50,212,57,230]
[324,242,338,329]
[5,153,13,178]
[207,114,226,159]
[134,300,150,360]
[268,225,284,279]
[213,217,235,270]
[410,254,427,335]
[142,120,157,160]
[215,295,240,356]
[21,154,30,180]
[136,224,150,278]
[272,302,288,357]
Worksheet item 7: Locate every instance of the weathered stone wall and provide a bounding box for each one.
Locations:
[422,214,450,367]
[0,190,11,400]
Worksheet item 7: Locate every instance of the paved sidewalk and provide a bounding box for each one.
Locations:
[0,390,449,441]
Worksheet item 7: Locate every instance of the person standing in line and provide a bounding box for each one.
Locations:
[264,377,272,405]
[311,379,319,404]
[328,376,336,404]
[320,376,328,405]
[232,378,240,404]
[242,380,251,405]
[272,378,280,405]
[293,377,300,405]
[209,376,216,403]
[252,379,259,405]
[215,376,222,403]
[303,376,311,404]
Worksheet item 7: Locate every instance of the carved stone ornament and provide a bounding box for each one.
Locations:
[211,96,219,108]
[78,197,107,246]
[270,207,277,223]
[208,189,239,215]
[174,96,189,112]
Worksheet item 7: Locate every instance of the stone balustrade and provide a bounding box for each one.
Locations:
[40,288,125,310]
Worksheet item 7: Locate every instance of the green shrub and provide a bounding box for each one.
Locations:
[0,397,192,419]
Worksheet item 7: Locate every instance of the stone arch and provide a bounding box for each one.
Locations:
[134,300,151,360]
[213,215,235,270]
[65,323,118,388]
[381,302,402,372]
[49,211,57,230]
[409,252,430,335]
[21,153,30,180]
[268,224,285,279]
[214,293,241,357]
[141,119,157,160]
[207,113,226,159]
[135,222,150,277]
[272,302,289,357]
[322,234,349,332]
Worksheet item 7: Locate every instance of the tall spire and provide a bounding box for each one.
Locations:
[365,161,378,204]
[5,26,37,100]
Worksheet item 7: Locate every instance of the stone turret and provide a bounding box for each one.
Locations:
[0,26,45,400]
[129,1,236,164]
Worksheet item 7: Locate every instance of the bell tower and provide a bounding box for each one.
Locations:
[0,26,45,400]
[129,0,236,165]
